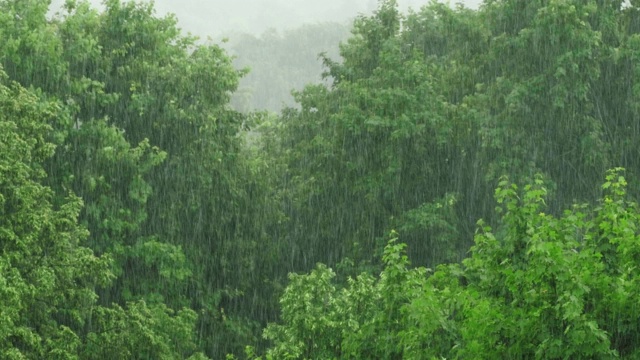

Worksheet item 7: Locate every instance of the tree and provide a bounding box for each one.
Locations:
[0,67,206,359]
[0,66,108,359]
[0,0,285,356]
[266,0,478,279]
[247,169,640,358]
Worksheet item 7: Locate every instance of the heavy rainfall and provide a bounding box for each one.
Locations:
[1,0,640,358]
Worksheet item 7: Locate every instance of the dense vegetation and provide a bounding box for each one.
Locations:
[2,0,640,358]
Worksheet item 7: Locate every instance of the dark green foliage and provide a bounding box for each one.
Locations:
[261,0,640,289]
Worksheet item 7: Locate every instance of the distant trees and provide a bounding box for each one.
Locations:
[225,22,351,112]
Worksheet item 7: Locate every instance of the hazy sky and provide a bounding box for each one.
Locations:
[50,0,483,38]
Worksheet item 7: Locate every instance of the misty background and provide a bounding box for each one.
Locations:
[49,0,483,111]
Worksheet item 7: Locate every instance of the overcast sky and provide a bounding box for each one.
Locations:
[50,0,483,38]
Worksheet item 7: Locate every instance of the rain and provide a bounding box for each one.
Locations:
[1,0,639,358]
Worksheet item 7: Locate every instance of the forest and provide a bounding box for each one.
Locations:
[2,0,640,358]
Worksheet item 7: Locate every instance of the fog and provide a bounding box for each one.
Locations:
[50,0,483,37]
[47,0,484,111]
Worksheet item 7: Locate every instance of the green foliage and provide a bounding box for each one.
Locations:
[271,0,469,276]
[0,0,66,93]
[460,174,614,358]
[0,64,206,358]
[82,301,205,360]
[0,69,107,359]
[253,170,640,358]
